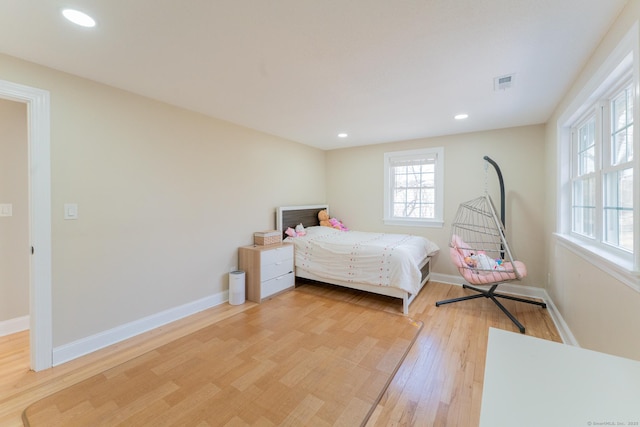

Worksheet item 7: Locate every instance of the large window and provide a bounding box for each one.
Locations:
[558,24,639,286]
[383,147,444,227]
[570,81,634,254]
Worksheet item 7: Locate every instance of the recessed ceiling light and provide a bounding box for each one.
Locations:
[338,133,348,138]
[454,113,469,120]
[62,9,96,27]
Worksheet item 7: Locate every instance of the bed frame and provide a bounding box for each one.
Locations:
[276,204,431,314]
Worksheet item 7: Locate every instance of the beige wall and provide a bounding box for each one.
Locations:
[3,1,639,363]
[0,53,326,346]
[0,99,29,322]
[326,124,546,288]
[544,1,640,360]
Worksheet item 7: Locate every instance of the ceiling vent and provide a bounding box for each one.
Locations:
[494,74,515,91]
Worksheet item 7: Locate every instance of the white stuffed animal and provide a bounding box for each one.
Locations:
[471,253,505,271]
[285,223,307,238]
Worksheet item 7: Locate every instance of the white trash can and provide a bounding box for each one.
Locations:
[229,270,246,305]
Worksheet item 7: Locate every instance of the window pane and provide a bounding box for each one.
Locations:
[577,118,595,175]
[393,188,407,203]
[604,168,634,251]
[572,177,595,237]
[611,86,634,165]
[394,169,407,187]
[421,188,435,203]
[578,119,595,151]
[612,128,631,164]
[420,204,434,218]
[612,90,627,132]
[393,202,406,217]
[423,171,435,187]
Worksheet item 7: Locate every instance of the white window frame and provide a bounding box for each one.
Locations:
[383,147,444,228]
[570,79,634,249]
[556,21,640,292]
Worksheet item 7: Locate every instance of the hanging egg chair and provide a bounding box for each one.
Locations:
[435,158,546,333]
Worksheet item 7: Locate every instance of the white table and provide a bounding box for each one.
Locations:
[480,328,640,427]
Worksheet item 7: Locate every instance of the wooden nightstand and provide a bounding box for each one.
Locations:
[238,243,294,303]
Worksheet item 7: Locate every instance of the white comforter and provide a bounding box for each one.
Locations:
[285,226,440,294]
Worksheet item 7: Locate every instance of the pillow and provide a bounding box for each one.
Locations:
[450,234,473,258]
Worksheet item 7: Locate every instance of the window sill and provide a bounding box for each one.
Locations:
[383,219,444,228]
[554,232,640,293]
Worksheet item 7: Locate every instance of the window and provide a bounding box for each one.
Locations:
[383,147,444,227]
[570,81,634,254]
[558,22,639,286]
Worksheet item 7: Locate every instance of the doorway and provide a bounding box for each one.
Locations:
[0,79,52,371]
[0,99,29,348]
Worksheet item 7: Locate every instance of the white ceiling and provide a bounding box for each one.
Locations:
[0,0,628,150]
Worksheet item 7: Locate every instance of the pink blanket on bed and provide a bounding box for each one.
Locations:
[450,234,526,284]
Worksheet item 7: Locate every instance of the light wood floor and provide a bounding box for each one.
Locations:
[22,292,421,426]
[0,281,561,426]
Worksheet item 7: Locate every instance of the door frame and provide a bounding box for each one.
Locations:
[0,79,52,371]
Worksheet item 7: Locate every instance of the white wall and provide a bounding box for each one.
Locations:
[0,53,326,347]
[0,99,29,322]
[326,124,546,288]
[545,1,640,360]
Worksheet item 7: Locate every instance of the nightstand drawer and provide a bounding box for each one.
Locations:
[261,244,293,265]
[262,271,295,299]
[261,258,293,282]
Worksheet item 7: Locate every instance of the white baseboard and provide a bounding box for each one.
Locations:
[429,273,579,347]
[53,290,229,366]
[429,272,465,287]
[0,315,29,337]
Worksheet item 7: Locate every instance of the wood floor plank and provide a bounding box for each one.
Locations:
[1,280,561,426]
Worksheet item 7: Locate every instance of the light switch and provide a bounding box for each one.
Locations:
[64,203,78,220]
[0,203,12,217]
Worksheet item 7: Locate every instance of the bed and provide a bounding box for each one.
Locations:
[276,204,440,314]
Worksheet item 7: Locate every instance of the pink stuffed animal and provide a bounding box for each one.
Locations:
[329,217,348,231]
[285,227,297,237]
[285,223,307,237]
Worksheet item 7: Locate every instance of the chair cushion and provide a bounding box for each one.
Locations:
[450,234,526,284]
